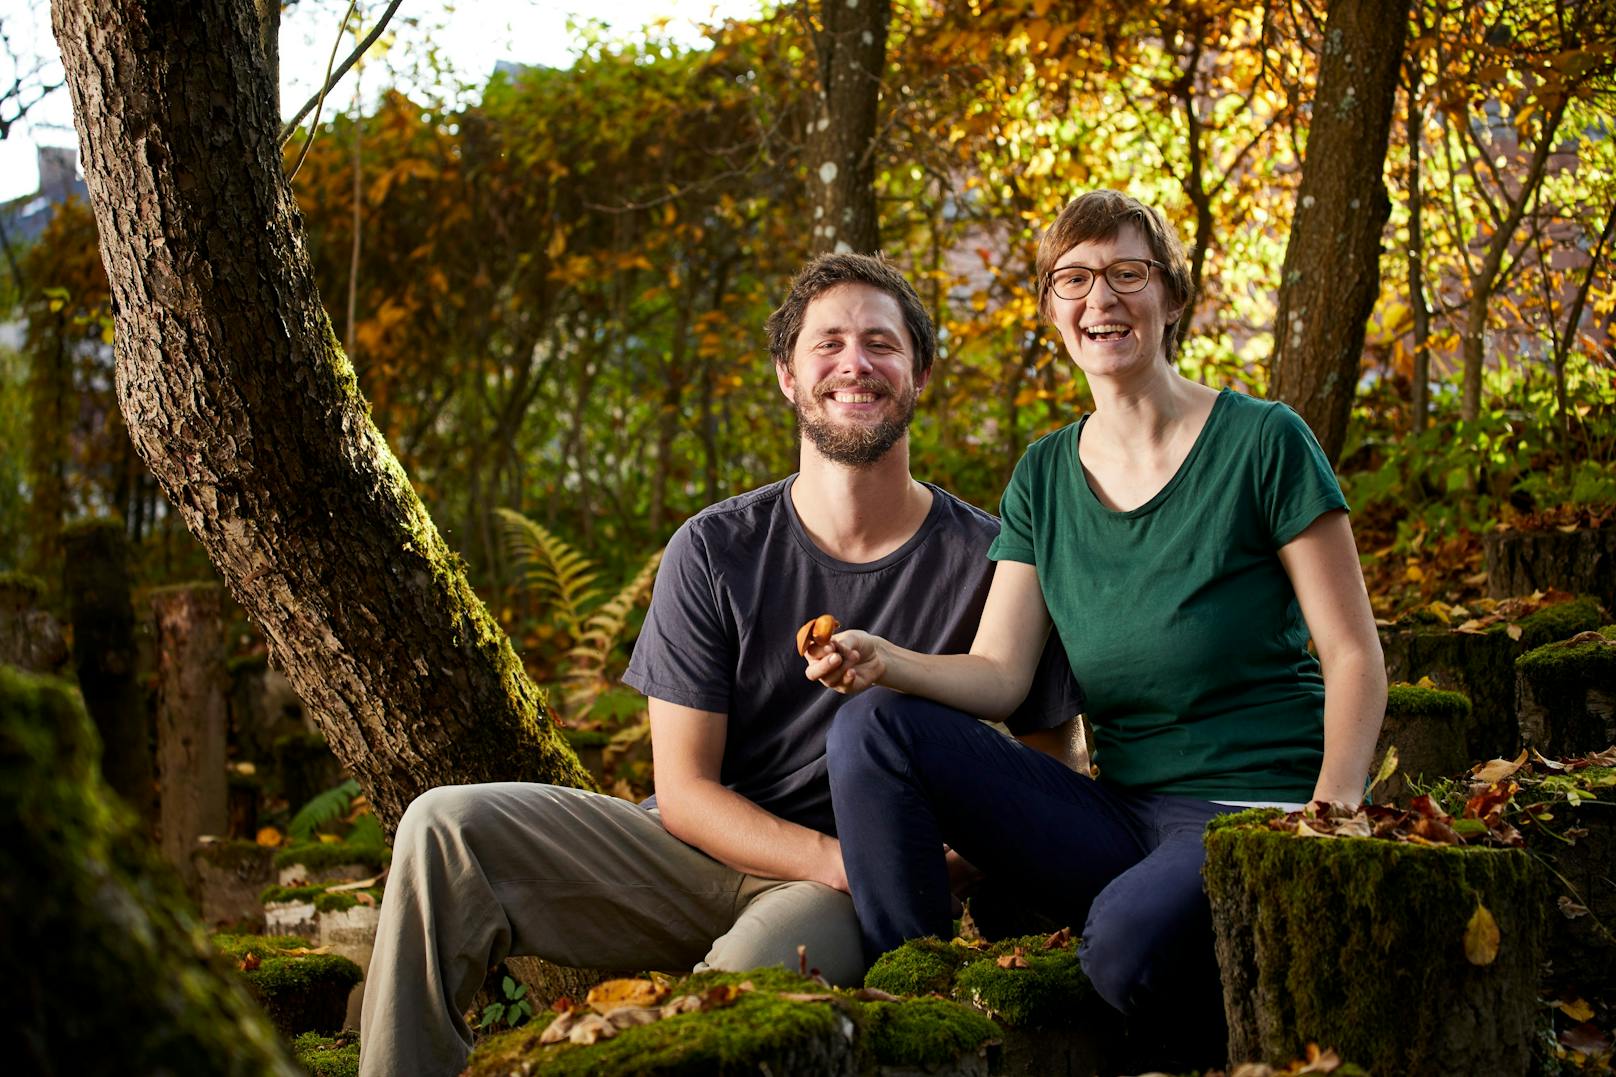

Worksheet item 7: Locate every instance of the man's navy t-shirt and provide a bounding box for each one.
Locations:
[622,476,1083,835]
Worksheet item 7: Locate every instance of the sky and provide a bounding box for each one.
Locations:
[0,0,761,203]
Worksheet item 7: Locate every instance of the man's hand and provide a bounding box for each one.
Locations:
[804,629,887,695]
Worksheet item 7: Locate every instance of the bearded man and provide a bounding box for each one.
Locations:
[359,252,1083,1077]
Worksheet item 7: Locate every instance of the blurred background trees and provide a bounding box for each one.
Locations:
[2,0,1612,696]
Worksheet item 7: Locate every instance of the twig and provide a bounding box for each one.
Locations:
[278,0,406,148]
[287,0,359,183]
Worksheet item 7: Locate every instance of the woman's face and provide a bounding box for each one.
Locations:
[1046,225,1181,380]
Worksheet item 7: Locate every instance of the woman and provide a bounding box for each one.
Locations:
[807,190,1386,1058]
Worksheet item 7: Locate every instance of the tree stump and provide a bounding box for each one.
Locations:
[1486,524,1616,613]
[1515,628,1616,757]
[1204,815,1546,1075]
[0,571,68,673]
[191,839,276,930]
[1379,596,1607,761]
[63,517,155,822]
[1534,780,1616,991]
[211,933,363,1037]
[1374,683,1473,800]
[152,583,230,893]
[0,664,298,1074]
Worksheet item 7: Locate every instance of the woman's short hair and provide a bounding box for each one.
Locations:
[1036,190,1195,361]
[766,253,936,379]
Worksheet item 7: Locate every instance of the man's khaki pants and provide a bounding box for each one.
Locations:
[357,783,862,1077]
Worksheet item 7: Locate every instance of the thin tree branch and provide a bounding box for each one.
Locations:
[278,0,406,147]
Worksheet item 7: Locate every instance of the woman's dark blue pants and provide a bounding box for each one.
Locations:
[826,688,1230,1052]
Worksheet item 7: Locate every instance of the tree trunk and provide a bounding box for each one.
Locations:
[1269,0,1410,465]
[63,517,154,823]
[804,0,890,254]
[50,0,592,835]
[153,583,230,893]
[0,573,68,674]
[1404,66,1431,431]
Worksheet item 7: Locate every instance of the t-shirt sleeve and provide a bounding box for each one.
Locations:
[620,521,734,714]
[1259,403,1350,547]
[987,445,1039,565]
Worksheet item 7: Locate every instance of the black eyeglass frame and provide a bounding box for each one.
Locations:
[1044,258,1167,302]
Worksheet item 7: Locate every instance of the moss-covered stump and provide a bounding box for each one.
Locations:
[463,967,1000,1076]
[1523,768,1616,991]
[1379,596,1607,761]
[1375,683,1474,799]
[0,665,299,1074]
[865,935,1118,1076]
[1485,523,1616,614]
[194,838,277,929]
[1515,627,1616,757]
[213,933,364,1037]
[291,1031,359,1077]
[1204,813,1547,1075]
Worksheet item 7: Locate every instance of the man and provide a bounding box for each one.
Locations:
[359,252,1082,1077]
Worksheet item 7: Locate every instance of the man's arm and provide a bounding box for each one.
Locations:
[649,697,848,892]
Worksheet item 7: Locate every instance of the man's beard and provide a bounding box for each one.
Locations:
[793,375,917,467]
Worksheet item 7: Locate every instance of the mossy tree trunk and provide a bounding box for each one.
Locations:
[1204,826,1546,1074]
[0,665,300,1074]
[49,0,592,834]
[64,517,154,823]
[0,574,67,674]
[1267,0,1410,465]
[153,583,231,892]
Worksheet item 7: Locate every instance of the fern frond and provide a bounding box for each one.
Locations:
[288,779,361,842]
[559,547,664,720]
[494,507,601,637]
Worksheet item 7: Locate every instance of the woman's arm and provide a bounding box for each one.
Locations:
[805,560,1054,722]
[1277,510,1387,806]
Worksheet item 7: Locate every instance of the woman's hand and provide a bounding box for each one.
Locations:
[804,629,888,695]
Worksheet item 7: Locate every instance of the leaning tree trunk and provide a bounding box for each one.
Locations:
[50,0,592,833]
[804,0,890,254]
[1268,0,1410,466]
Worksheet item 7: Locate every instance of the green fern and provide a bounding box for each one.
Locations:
[561,547,664,719]
[495,508,601,638]
[288,779,361,842]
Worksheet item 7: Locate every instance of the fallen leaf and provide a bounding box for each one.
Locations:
[854,987,900,1001]
[1298,1042,1343,1073]
[1464,902,1501,965]
[1558,896,1589,919]
[660,995,702,1017]
[239,951,261,972]
[1043,927,1073,949]
[586,978,669,1013]
[568,1012,617,1044]
[1230,1065,1276,1077]
[996,947,1030,969]
[697,981,752,1011]
[1505,623,1523,641]
[1555,997,1596,1022]
[327,872,385,893]
[604,1005,661,1029]
[1366,746,1399,797]
[1561,1021,1612,1056]
[1470,750,1527,783]
[354,891,376,907]
[779,992,839,1003]
[255,826,282,848]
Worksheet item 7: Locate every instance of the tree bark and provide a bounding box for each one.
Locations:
[153,583,230,893]
[0,573,67,674]
[50,0,593,834]
[63,517,154,823]
[1269,0,1410,465]
[804,0,890,254]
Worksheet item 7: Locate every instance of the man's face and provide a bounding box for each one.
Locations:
[776,283,927,467]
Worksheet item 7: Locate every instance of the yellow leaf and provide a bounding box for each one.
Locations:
[1367,746,1399,796]
[317,833,344,844]
[1555,997,1595,1022]
[1405,564,1426,582]
[1464,902,1500,965]
[255,826,283,847]
[587,978,669,1013]
[1506,623,1523,641]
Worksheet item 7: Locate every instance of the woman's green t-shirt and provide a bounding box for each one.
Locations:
[987,389,1348,802]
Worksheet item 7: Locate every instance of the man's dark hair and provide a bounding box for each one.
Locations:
[765,253,937,378]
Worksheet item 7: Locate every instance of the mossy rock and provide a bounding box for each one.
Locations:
[291,1031,359,1077]
[273,839,390,876]
[1204,818,1547,1074]
[1515,628,1616,757]
[464,967,999,1077]
[0,665,299,1074]
[864,936,968,998]
[1376,683,1475,799]
[212,932,363,1037]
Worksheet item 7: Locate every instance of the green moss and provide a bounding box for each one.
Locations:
[1204,821,1546,1072]
[195,839,273,872]
[1507,596,1607,649]
[0,666,300,1073]
[857,997,999,1070]
[953,937,1094,1028]
[261,884,326,905]
[211,930,362,1037]
[1601,625,1616,642]
[864,936,966,997]
[313,889,382,914]
[1385,682,1473,721]
[291,1032,359,1077]
[210,933,310,960]
[1206,806,1283,834]
[0,570,45,602]
[273,840,390,873]
[1516,637,1616,680]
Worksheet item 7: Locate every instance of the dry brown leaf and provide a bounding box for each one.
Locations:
[660,995,702,1017]
[1230,1064,1276,1077]
[1561,1021,1612,1056]
[567,1013,617,1045]
[779,992,839,1003]
[1464,902,1501,966]
[238,951,261,972]
[327,872,385,893]
[538,1011,580,1045]
[1043,927,1073,949]
[1505,623,1523,641]
[1471,750,1527,783]
[1298,1043,1342,1073]
[354,891,376,907]
[995,947,1030,969]
[697,982,751,1011]
[586,978,669,1013]
[1558,896,1590,919]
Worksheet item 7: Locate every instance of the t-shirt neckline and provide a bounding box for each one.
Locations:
[1071,388,1231,519]
[780,473,947,573]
